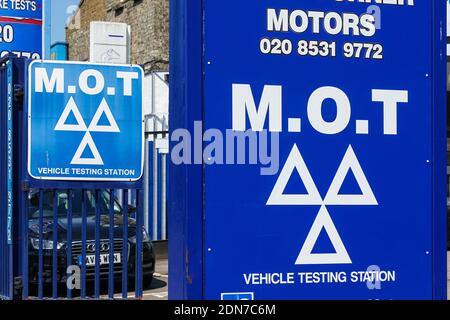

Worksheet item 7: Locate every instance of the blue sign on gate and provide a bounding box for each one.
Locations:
[28,61,144,181]
[0,1,43,59]
[193,0,447,300]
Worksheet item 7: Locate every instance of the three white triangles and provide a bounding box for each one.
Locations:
[267,144,378,265]
[54,97,119,165]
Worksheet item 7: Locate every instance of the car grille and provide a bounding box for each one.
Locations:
[68,239,130,275]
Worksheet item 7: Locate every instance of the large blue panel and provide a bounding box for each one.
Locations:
[203,0,444,299]
[28,61,144,181]
[0,1,43,59]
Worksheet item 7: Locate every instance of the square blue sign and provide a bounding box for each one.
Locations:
[28,61,144,181]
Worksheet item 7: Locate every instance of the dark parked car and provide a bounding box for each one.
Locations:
[27,189,154,288]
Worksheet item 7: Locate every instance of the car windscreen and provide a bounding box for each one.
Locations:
[28,189,122,219]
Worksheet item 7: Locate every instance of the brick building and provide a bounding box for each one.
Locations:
[66,0,169,73]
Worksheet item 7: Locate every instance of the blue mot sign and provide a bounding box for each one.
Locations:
[28,61,144,181]
[0,0,43,59]
[169,1,447,299]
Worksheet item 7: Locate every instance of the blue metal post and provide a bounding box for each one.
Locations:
[135,189,143,298]
[43,0,52,59]
[52,190,58,299]
[81,190,87,299]
[21,192,29,299]
[432,0,448,300]
[108,189,115,299]
[122,190,128,299]
[169,0,205,300]
[38,189,44,299]
[67,190,73,299]
[94,190,101,298]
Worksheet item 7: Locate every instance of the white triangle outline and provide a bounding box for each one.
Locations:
[54,97,87,132]
[267,144,323,206]
[324,145,378,205]
[70,131,104,165]
[88,98,120,133]
[295,206,352,265]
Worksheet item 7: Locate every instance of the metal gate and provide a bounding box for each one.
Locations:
[1,56,153,300]
[19,188,148,299]
[0,56,15,300]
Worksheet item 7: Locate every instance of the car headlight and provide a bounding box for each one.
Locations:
[129,230,149,243]
[30,238,64,250]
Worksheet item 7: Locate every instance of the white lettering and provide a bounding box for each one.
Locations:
[117,71,139,96]
[79,69,105,95]
[35,68,64,93]
[372,89,408,135]
[307,86,351,135]
[232,84,282,132]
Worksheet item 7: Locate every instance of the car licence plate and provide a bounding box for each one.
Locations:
[77,253,121,266]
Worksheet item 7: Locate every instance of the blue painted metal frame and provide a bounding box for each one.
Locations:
[108,189,115,299]
[431,0,448,300]
[122,190,129,299]
[169,0,447,300]
[67,189,73,299]
[0,55,15,300]
[169,0,204,300]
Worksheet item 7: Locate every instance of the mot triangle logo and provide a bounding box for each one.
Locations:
[54,97,87,132]
[54,97,120,166]
[71,132,104,165]
[324,145,378,206]
[88,98,120,133]
[266,144,322,206]
[295,206,351,265]
[266,144,378,265]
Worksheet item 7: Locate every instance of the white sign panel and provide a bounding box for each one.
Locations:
[90,21,130,64]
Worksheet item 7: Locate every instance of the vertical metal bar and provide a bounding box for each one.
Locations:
[121,189,128,299]
[94,190,101,298]
[81,190,87,299]
[22,189,29,299]
[135,189,143,299]
[66,190,73,299]
[42,0,52,59]
[152,142,158,240]
[108,189,115,299]
[38,189,44,299]
[144,139,149,233]
[161,154,167,240]
[52,190,58,299]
